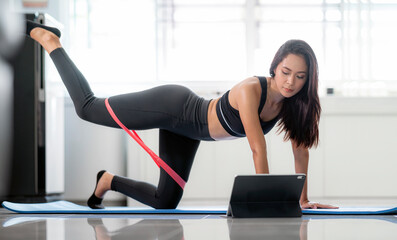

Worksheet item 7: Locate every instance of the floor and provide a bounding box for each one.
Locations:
[1,200,397,240]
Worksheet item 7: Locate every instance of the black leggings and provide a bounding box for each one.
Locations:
[50,48,213,209]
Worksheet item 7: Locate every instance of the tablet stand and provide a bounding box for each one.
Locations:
[227,201,302,218]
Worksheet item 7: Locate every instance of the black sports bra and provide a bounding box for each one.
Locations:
[215,76,279,137]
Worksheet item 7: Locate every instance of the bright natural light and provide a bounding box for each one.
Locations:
[68,0,397,96]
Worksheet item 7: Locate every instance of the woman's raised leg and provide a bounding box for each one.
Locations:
[29,27,120,128]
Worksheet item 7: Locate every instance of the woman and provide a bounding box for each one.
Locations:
[27,21,337,210]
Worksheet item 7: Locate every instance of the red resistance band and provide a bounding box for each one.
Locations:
[104,98,186,189]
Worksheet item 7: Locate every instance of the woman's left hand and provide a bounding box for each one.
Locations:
[300,200,339,209]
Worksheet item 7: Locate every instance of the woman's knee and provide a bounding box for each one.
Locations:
[154,199,180,209]
[74,105,92,122]
[154,189,183,209]
[73,97,103,122]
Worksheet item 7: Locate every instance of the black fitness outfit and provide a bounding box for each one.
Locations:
[216,77,279,137]
[49,47,278,209]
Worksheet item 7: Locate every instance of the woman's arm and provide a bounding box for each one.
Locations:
[291,140,309,204]
[235,80,269,173]
[292,140,338,209]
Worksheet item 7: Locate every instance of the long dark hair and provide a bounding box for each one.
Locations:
[269,39,321,148]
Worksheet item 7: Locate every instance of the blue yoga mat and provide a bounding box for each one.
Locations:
[2,201,227,214]
[3,201,397,215]
[303,207,397,215]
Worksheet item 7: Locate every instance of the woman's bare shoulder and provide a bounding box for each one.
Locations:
[229,77,262,109]
[231,76,260,92]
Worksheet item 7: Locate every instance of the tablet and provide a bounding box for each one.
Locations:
[227,174,306,218]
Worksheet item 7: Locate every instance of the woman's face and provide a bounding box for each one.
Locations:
[274,53,308,98]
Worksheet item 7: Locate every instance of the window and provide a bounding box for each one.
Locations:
[69,0,156,85]
[69,0,397,96]
[156,0,246,82]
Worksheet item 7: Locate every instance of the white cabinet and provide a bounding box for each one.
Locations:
[64,96,397,203]
[64,98,126,201]
[126,97,397,204]
[267,97,397,198]
[322,114,397,197]
[320,97,397,197]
